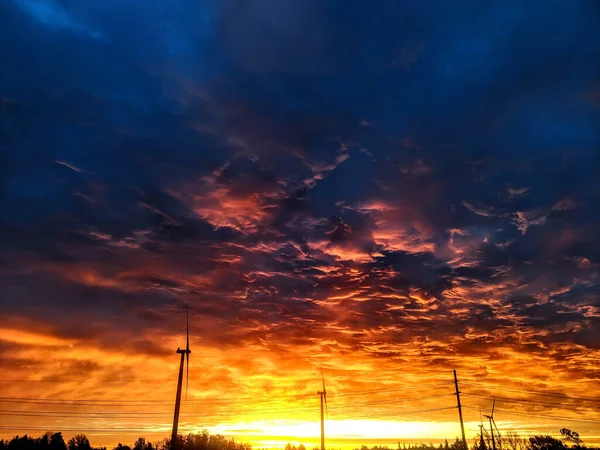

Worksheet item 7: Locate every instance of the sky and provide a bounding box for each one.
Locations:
[1,0,600,448]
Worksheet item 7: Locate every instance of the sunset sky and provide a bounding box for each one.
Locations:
[1,0,600,448]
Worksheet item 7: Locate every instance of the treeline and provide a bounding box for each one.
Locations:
[353,429,594,450]
[355,439,466,450]
[0,429,595,450]
[0,431,251,450]
[471,428,592,450]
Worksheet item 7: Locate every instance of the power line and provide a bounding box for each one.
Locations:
[0,379,176,384]
[461,393,600,413]
[0,383,451,406]
[315,406,458,421]
[0,379,452,386]
[462,382,600,404]
[462,406,600,425]
[0,394,455,419]
[0,426,169,433]
[0,406,459,433]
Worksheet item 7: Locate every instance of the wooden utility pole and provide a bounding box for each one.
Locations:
[453,370,467,450]
[171,349,187,447]
[319,390,325,450]
[171,306,191,450]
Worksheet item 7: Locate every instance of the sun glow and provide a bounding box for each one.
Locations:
[201,420,477,449]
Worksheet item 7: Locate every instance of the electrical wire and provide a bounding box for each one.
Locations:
[461,382,600,404]
[0,406,459,433]
[0,394,455,419]
[0,382,451,406]
[462,406,600,425]
[461,393,600,414]
[0,379,176,384]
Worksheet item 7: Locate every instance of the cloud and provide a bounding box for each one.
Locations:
[507,186,530,198]
[512,209,548,235]
[12,0,104,39]
[2,0,600,445]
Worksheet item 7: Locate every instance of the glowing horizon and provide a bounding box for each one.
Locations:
[2,326,599,447]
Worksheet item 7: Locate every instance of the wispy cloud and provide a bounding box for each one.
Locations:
[13,0,104,39]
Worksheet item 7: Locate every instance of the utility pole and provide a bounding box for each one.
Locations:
[317,370,327,450]
[488,417,496,450]
[171,349,187,447]
[319,390,325,450]
[171,306,192,450]
[453,370,467,450]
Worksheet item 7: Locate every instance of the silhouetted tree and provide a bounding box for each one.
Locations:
[560,429,584,448]
[8,435,36,450]
[166,431,250,450]
[67,435,92,450]
[182,431,209,450]
[472,434,487,450]
[133,438,153,450]
[153,438,170,450]
[501,432,527,450]
[0,433,253,450]
[528,436,566,450]
[30,432,65,450]
[49,433,67,450]
[112,444,131,450]
[35,434,50,450]
[449,439,467,450]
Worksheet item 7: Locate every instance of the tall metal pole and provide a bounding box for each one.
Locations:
[488,417,496,450]
[171,349,186,449]
[453,370,467,450]
[320,391,325,450]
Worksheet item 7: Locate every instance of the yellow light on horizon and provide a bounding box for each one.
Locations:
[207,419,472,441]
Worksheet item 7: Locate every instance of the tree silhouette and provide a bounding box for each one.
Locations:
[560,429,584,448]
[67,436,91,450]
[501,432,527,450]
[0,429,595,450]
[8,435,35,450]
[133,438,153,450]
[49,434,67,450]
[472,433,487,450]
[449,438,467,450]
[112,444,131,450]
[527,436,566,450]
